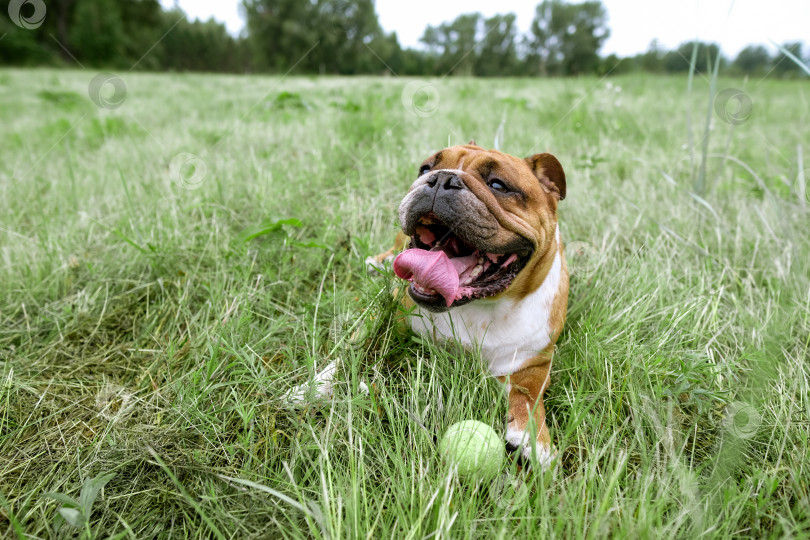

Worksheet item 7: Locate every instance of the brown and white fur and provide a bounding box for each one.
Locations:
[289,143,568,468]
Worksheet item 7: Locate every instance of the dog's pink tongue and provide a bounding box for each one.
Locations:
[393,249,461,307]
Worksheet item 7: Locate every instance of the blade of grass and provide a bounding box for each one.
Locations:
[146,447,225,540]
[0,488,27,540]
[686,41,699,180]
[769,40,810,76]
[697,47,722,196]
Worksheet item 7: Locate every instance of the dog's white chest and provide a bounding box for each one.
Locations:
[409,248,561,377]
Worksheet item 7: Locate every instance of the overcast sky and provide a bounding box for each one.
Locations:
[159,0,809,58]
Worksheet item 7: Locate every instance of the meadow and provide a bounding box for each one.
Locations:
[0,68,808,538]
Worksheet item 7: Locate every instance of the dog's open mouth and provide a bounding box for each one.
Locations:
[393,213,530,308]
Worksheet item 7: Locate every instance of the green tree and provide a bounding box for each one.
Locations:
[639,39,665,72]
[0,0,73,65]
[69,0,126,66]
[420,13,482,75]
[0,15,48,65]
[242,0,316,72]
[663,41,724,73]
[398,45,434,76]
[772,42,805,78]
[733,45,771,76]
[52,0,78,61]
[242,0,392,74]
[314,0,382,74]
[527,0,610,75]
[158,10,246,72]
[598,53,632,75]
[475,14,520,76]
[363,31,404,74]
[118,0,164,69]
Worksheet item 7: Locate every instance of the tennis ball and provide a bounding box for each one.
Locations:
[439,420,505,481]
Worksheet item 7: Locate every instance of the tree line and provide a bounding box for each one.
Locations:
[1,0,806,78]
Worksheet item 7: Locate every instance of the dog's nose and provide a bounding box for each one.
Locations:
[427,171,463,190]
[442,174,463,190]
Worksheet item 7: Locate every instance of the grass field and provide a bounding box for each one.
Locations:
[1,68,808,538]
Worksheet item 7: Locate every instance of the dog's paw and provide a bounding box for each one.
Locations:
[365,254,394,275]
[504,426,556,470]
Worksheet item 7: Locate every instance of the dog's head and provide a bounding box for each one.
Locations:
[394,143,566,312]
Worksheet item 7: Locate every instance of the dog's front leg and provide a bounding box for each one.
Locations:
[499,346,555,468]
[365,231,409,274]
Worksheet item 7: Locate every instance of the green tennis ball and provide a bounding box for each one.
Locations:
[439,420,505,481]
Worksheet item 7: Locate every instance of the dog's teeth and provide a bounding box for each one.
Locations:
[414,283,436,295]
[470,265,483,278]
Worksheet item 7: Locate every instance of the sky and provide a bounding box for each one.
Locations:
[159,0,809,58]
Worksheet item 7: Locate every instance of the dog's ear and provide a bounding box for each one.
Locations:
[524,153,566,200]
[467,139,477,146]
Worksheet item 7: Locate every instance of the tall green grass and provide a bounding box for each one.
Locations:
[0,69,808,538]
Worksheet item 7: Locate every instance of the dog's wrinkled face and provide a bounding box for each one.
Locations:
[395,144,566,311]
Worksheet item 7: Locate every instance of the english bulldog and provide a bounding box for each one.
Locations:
[288,143,568,468]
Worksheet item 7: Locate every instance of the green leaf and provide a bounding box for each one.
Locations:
[43,492,80,507]
[53,512,64,533]
[79,472,116,514]
[237,218,302,243]
[291,240,331,250]
[58,507,84,528]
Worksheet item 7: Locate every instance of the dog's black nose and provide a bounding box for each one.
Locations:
[442,174,463,190]
[427,171,462,190]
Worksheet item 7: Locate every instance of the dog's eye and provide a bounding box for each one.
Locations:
[419,165,431,176]
[488,179,508,192]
